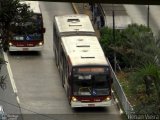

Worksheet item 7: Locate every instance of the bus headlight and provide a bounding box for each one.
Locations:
[9,42,12,46]
[104,96,111,101]
[38,42,43,46]
[72,97,77,102]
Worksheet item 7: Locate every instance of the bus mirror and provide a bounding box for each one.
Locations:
[42,28,46,33]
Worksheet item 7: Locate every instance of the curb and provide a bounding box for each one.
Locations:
[112,90,124,114]
[72,3,79,14]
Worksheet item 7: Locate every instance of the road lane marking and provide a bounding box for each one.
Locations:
[3,51,18,94]
[16,96,20,104]
[120,108,124,114]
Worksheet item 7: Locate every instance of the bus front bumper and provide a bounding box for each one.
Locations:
[9,46,43,52]
[71,100,113,108]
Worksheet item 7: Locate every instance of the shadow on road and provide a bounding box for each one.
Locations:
[72,107,108,113]
[8,51,41,56]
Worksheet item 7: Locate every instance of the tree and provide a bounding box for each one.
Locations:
[100,24,160,114]
[0,0,32,89]
[130,63,160,114]
[100,24,156,70]
[122,24,156,67]
[100,27,128,70]
[0,0,33,51]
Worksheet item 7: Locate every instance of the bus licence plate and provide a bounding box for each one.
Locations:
[23,48,28,51]
[88,104,95,107]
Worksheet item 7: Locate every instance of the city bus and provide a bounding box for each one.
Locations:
[53,14,113,107]
[8,1,45,52]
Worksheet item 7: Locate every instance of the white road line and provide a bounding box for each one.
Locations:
[115,98,119,103]
[120,108,124,114]
[3,51,18,94]
[16,96,20,104]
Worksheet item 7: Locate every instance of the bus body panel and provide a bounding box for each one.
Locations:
[71,100,112,108]
[20,1,41,14]
[9,46,43,52]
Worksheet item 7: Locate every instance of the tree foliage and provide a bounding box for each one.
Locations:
[100,24,156,69]
[130,63,160,114]
[100,23,160,114]
[100,27,128,69]
[0,0,33,89]
[122,24,156,67]
[0,0,33,51]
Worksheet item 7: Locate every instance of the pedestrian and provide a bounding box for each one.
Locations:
[96,16,101,29]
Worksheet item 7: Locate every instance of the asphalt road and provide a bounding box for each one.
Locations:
[6,2,121,120]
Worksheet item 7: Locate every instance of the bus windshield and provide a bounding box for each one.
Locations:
[73,73,110,96]
[10,14,43,41]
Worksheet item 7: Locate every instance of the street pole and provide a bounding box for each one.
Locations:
[89,2,94,22]
[147,5,150,28]
[112,4,116,72]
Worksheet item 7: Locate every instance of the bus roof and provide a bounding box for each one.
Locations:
[54,14,95,35]
[61,36,109,66]
[20,1,41,14]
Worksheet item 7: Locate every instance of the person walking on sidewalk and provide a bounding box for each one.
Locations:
[96,15,101,29]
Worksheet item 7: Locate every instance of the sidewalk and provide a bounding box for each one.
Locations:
[72,3,100,38]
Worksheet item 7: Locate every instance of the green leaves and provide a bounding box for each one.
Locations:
[100,24,156,69]
[100,23,160,114]
[0,0,33,51]
[131,63,160,114]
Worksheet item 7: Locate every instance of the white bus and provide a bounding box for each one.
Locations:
[53,14,113,108]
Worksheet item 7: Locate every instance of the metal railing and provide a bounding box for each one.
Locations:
[107,58,134,115]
